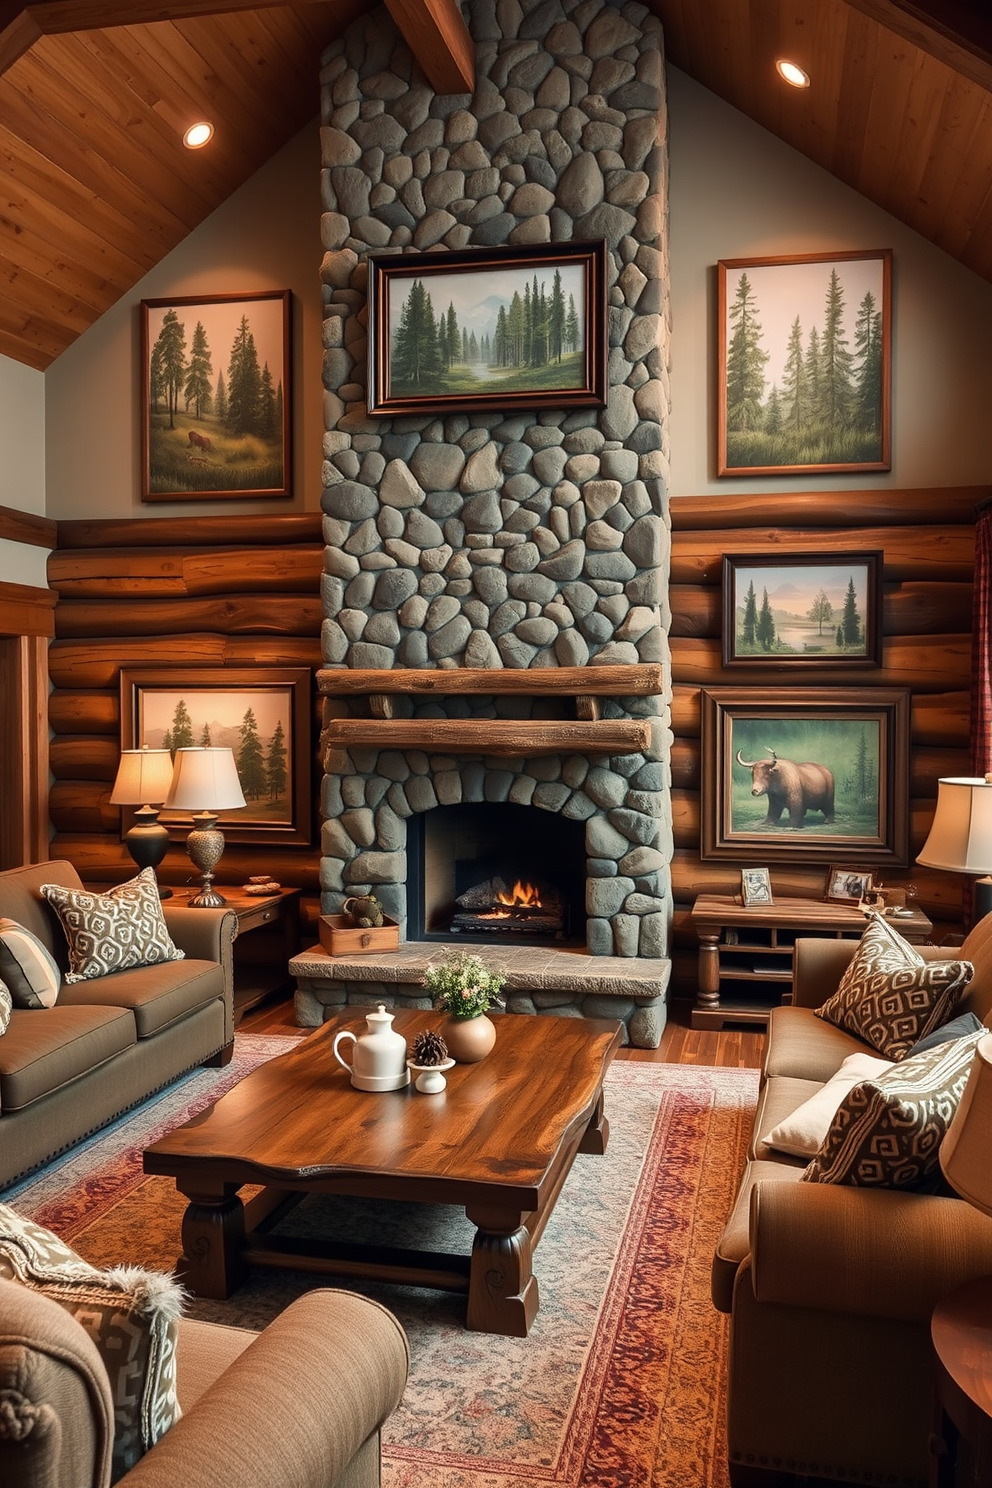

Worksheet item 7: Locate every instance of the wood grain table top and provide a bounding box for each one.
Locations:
[144,1009,623,1210]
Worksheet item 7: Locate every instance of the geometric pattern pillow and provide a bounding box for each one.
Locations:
[0,918,61,1007]
[0,1201,183,1482]
[40,868,185,985]
[814,912,972,1059]
[0,981,10,1033]
[800,1027,985,1190]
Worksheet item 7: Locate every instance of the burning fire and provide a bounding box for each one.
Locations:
[495,881,542,909]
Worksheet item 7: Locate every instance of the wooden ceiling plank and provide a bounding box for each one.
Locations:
[790,1,846,174]
[919,88,992,250]
[843,0,992,94]
[831,4,877,183]
[0,215,122,315]
[851,24,919,206]
[383,0,474,94]
[0,300,72,362]
[251,5,325,93]
[883,50,952,215]
[0,255,101,334]
[746,0,785,142]
[0,163,147,281]
[171,13,310,136]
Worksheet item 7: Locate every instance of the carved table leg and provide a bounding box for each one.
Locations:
[175,1184,248,1300]
[696,929,721,1017]
[578,1090,610,1155]
[465,1205,539,1337]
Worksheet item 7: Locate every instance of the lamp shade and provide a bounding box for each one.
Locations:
[166,747,246,812]
[109,748,175,806]
[939,1032,992,1217]
[916,777,992,874]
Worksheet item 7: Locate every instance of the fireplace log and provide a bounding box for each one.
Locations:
[322,718,653,757]
[317,664,662,697]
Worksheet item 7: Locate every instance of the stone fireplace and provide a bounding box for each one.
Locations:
[292,0,673,1047]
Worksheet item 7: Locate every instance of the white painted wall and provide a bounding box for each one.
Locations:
[44,121,323,519]
[667,65,992,497]
[0,353,49,585]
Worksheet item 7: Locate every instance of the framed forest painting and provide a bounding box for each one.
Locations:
[141,290,292,502]
[722,552,882,667]
[717,250,891,477]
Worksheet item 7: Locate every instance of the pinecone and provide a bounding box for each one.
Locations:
[413,1028,448,1066]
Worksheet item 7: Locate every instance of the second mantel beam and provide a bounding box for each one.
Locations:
[323,719,653,758]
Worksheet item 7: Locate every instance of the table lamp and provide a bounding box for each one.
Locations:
[917,775,992,923]
[109,747,176,898]
[166,747,246,908]
[939,1032,992,1214]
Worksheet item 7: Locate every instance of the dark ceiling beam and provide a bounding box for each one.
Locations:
[383,0,475,93]
[844,0,992,92]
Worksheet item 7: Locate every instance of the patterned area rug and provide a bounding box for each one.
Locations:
[6,1039,759,1488]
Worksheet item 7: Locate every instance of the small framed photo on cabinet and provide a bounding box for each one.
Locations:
[741,867,773,906]
[824,865,874,904]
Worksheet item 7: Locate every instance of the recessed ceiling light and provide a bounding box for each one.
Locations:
[183,121,214,149]
[776,59,810,88]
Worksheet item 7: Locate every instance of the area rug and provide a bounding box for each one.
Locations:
[6,1045,759,1488]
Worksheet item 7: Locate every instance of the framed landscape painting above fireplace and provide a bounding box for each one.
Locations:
[120,667,311,845]
[366,239,607,418]
[700,686,909,866]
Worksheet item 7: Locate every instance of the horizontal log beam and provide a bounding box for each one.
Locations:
[317,664,663,697]
[48,635,322,687]
[670,526,974,584]
[0,503,56,549]
[0,580,56,637]
[49,834,322,889]
[55,513,323,549]
[48,546,323,597]
[54,594,324,637]
[323,718,653,757]
[670,635,970,692]
[670,488,985,531]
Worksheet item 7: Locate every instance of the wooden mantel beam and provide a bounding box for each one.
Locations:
[383,0,475,93]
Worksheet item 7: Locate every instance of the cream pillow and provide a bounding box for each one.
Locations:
[764,1052,893,1157]
[0,919,61,1007]
[0,1201,183,1481]
[41,868,184,984]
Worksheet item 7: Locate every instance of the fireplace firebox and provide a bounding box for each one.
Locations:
[407,804,586,947]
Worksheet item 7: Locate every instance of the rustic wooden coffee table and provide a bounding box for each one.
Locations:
[143,1009,622,1337]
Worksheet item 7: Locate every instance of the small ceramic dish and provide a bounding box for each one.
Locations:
[406,1057,456,1094]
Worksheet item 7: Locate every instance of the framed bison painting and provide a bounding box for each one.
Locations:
[700,687,910,866]
[140,291,292,502]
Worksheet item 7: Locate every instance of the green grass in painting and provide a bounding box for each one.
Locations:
[726,425,883,469]
[148,413,284,494]
[392,351,584,399]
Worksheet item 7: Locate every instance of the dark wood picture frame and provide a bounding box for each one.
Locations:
[700,686,909,866]
[120,667,311,846]
[141,290,292,503]
[367,239,607,418]
[824,865,874,904]
[722,551,883,668]
[717,249,892,477]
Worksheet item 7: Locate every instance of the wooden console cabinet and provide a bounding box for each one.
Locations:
[690,894,933,1030]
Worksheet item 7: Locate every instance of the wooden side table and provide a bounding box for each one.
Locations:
[690,894,933,1030]
[931,1275,992,1487]
[173,884,301,1023]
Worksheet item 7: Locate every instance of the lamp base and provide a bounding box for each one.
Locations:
[185,812,228,909]
[124,807,172,899]
[187,886,227,909]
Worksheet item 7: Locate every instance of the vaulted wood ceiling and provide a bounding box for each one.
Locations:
[1,0,991,372]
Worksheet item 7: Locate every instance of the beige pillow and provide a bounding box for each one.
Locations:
[0,1201,183,1482]
[764,1051,893,1157]
[41,867,184,984]
[815,912,972,1059]
[0,981,10,1034]
[0,919,61,1007]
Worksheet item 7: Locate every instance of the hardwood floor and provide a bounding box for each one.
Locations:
[240,991,768,1068]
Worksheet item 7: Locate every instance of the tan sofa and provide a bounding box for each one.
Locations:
[0,1275,408,1487]
[0,860,238,1191]
[713,913,992,1488]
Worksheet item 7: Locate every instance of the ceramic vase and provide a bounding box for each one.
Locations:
[440,1012,497,1064]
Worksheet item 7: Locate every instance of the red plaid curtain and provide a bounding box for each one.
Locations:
[965,506,992,926]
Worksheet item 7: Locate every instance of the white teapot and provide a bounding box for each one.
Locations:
[333,1005,409,1091]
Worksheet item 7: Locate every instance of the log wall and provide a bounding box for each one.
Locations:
[47,514,324,909]
[669,486,983,1001]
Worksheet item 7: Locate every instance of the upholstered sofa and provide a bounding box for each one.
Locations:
[0,1275,408,1487]
[713,912,992,1488]
[0,860,237,1191]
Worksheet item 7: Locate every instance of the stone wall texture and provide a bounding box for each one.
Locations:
[318,0,673,960]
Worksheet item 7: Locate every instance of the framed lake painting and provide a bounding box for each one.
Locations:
[120,667,311,845]
[141,291,292,502]
[717,249,892,476]
[366,240,607,417]
[700,686,910,866]
[722,552,882,667]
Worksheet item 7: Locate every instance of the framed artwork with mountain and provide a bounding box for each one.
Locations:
[717,249,892,477]
[140,291,292,502]
[722,552,882,668]
[119,667,311,845]
[366,240,607,417]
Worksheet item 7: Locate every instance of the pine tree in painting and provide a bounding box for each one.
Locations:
[184,321,213,420]
[842,575,863,647]
[237,708,266,802]
[756,588,776,651]
[266,720,287,803]
[725,271,768,432]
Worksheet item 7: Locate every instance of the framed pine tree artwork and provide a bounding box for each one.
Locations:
[722,553,882,668]
[141,291,292,501]
[717,250,891,477]
[120,668,311,845]
[366,241,607,417]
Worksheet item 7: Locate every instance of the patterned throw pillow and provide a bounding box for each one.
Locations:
[0,918,61,1007]
[801,1027,985,1189]
[41,868,185,984]
[0,981,11,1034]
[0,1201,183,1481]
[815,912,972,1059]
